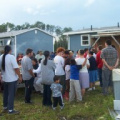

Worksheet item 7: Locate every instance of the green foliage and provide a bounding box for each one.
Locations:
[0,21,72,36]
[54,35,68,52]
[0,24,7,32]
[0,86,113,120]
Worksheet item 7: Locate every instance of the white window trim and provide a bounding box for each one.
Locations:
[81,34,90,46]
[7,39,12,45]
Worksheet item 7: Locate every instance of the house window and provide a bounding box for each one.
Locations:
[0,40,4,46]
[81,35,90,46]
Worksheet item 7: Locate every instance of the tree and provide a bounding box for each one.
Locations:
[21,22,30,29]
[14,25,22,30]
[63,27,72,33]
[6,22,15,31]
[55,26,62,36]
[33,21,45,30]
[0,23,7,32]
[46,24,50,31]
[49,25,55,34]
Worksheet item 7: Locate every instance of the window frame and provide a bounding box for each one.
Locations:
[81,34,90,46]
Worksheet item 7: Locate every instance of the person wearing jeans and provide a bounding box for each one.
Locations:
[24,77,34,102]
[96,45,103,87]
[21,48,35,103]
[43,84,52,106]
[0,45,22,115]
[101,40,119,95]
[54,47,65,95]
[41,51,56,106]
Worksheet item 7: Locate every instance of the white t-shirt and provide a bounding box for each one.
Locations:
[75,58,90,73]
[0,54,18,82]
[33,63,41,78]
[54,55,65,75]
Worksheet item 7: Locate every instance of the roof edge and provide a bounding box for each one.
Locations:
[63,28,120,36]
[16,27,55,37]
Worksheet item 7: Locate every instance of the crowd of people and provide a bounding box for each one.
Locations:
[0,39,119,116]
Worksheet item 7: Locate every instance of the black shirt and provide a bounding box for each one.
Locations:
[89,56,97,71]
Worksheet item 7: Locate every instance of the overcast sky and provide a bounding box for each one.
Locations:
[0,0,119,30]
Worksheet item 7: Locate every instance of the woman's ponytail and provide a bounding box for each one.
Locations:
[43,51,50,65]
[2,45,11,71]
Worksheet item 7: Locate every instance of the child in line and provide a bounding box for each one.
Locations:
[64,58,71,100]
[88,51,97,91]
[33,58,43,94]
[50,76,64,110]
[65,58,71,92]
[69,59,86,102]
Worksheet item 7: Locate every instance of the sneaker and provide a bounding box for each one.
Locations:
[52,105,56,110]
[88,88,92,91]
[60,105,64,110]
[8,110,20,115]
[52,107,56,110]
[92,87,95,90]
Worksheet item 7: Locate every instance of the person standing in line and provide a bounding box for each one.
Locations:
[101,40,119,95]
[0,73,2,116]
[21,48,35,103]
[96,45,103,87]
[63,50,70,60]
[88,51,97,91]
[75,50,90,96]
[50,76,64,110]
[0,45,22,114]
[69,59,86,102]
[75,50,80,59]
[84,48,89,58]
[64,58,71,100]
[33,58,43,94]
[54,47,66,95]
[35,51,45,62]
[41,51,56,106]
[32,58,39,93]
[64,58,71,92]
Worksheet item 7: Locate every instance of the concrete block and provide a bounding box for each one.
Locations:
[114,100,120,110]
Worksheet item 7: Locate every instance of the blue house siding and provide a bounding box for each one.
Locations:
[16,30,53,55]
[70,34,89,53]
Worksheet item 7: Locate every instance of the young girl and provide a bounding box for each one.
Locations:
[69,59,86,102]
[75,50,90,96]
[65,58,71,92]
[32,58,39,92]
[32,58,39,70]
[64,58,71,100]
[88,51,97,91]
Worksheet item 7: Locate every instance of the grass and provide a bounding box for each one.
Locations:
[0,86,113,120]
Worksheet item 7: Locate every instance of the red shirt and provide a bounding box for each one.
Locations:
[96,51,103,69]
[84,52,87,58]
